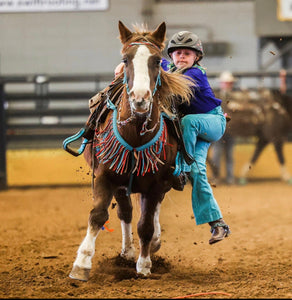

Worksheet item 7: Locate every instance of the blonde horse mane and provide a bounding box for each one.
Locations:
[159,69,194,116]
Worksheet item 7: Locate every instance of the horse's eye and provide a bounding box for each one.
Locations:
[156,59,161,67]
[122,58,128,65]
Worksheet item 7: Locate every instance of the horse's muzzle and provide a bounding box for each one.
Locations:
[130,96,152,114]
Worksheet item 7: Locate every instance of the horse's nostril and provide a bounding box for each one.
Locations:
[130,89,152,102]
[130,91,135,99]
[136,99,144,107]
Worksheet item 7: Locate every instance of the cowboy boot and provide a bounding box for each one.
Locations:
[208,219,231,245]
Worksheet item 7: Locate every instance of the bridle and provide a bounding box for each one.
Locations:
[122,41,162,97]
[123,64,162,98]
[120,41,162,135]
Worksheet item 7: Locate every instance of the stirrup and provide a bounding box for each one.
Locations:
[172,171,188,191]
[63,126,93,157]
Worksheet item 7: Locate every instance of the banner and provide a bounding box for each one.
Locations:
[277,0,292,21]
[0,0,109,13]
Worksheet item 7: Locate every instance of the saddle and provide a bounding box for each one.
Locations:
[81,77,124,140]
[163,114,195,166]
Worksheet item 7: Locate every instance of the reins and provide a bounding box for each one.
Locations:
[107,98,165,152]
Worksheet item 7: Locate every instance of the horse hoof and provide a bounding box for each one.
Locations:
[120,247,136,261]
[137,268,151,277]
[69,265,90,282]
[136,257,152,276]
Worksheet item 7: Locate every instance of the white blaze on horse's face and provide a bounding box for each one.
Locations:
[129,45,153,113]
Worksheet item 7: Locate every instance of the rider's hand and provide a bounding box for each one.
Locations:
[115,62,124,78]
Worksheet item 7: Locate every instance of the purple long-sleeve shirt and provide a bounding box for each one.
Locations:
[161,58,221,115]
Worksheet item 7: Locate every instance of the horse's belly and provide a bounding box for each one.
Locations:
[131,174,172,194]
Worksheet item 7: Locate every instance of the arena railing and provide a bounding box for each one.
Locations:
[0,71,291,189]
[0,73,114,189]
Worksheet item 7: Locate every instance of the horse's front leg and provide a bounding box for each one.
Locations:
[69,174,113,281]
[136,192,164,276]
[150,202,161,253]
[114,187,136,261]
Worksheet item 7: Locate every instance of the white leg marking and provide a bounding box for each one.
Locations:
[73,226,99,270]
[151,203,161,253]
[120,220,136,261]
[240,162,252,178]
[280,165,291,181]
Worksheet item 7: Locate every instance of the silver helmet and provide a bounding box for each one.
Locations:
[167,31,204,58]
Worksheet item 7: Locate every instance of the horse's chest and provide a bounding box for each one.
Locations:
[94,116,172,176]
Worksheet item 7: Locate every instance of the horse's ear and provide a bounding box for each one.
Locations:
[118,20,133,44]
[151,22,166,45]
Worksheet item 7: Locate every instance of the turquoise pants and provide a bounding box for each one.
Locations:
[181,106,226,225]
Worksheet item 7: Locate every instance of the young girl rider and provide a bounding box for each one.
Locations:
[162,31,231,244]
[113,30,230,244]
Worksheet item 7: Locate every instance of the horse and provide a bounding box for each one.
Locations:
[210,88,292,185]
[68,21,192,281]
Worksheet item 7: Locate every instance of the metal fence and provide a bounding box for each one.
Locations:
[0,73,114,189]
[0,70,291,189]
[1,73,115,148]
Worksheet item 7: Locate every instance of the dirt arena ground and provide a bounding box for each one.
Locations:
[0,144,291,299]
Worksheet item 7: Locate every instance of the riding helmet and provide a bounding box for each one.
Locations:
[167,31,204,60]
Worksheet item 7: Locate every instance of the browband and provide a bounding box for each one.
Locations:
[127,41,161,51]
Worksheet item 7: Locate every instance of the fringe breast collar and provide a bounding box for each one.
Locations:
[94,99,169,177]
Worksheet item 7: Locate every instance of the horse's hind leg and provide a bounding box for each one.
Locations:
[239,138,268,185]
[273,140,292,183]
[114,188,136,261]
[69,177,113,281]
[136,192,163,276]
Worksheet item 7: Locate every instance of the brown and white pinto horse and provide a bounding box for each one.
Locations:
[69,21,192,281]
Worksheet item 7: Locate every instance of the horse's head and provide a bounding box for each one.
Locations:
[118,21,166,115]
